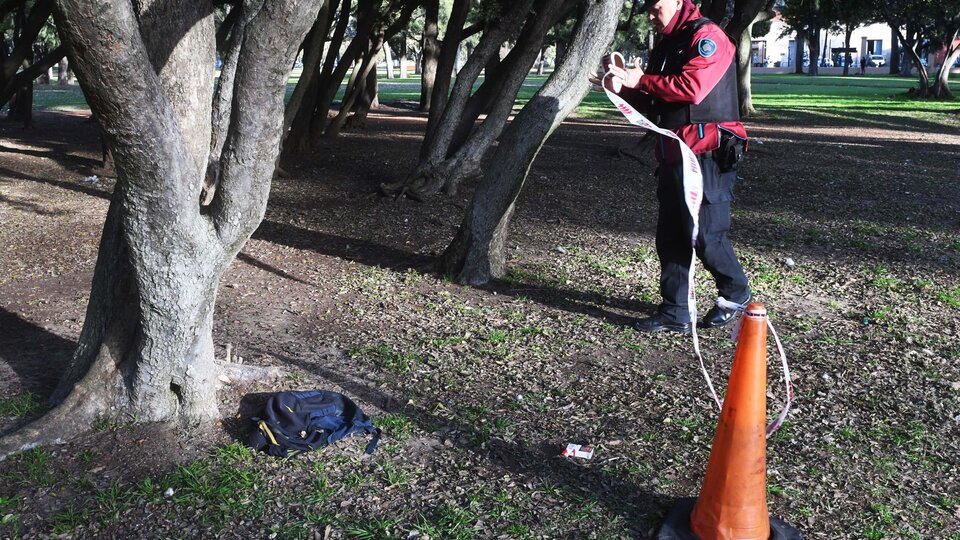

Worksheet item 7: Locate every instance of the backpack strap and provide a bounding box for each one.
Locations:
[364,427,382,454]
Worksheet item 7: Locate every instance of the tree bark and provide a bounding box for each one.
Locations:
[440,0,624,284]
[384,0,572,200]
[384,43,395,78]
[0,0,321,461]
[202,0,267,206]
[419,0,470,158]
[889,26,900,75]
[794,33,804,74]
[932,28,960,99]
[843,25,852,76]
[284,0,352,153]
[324,0,416,138]
[807,26,820,76]
[419,0,439,111]
[725,0,776,117]
[281,0,333,141]
[891,23,929,96]
[734,25,754,116]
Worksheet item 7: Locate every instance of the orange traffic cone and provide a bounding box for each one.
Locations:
[657,304,801,540]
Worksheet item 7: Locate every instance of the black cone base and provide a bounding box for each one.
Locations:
[656,497,803,540]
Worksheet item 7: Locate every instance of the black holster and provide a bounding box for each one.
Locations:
[714,132,745,173]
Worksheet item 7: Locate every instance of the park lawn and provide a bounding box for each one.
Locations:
[29,72,960,125]
[2,67,960,539]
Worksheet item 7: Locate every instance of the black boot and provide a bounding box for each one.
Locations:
[635,312,691,334]
[699,296,750,329]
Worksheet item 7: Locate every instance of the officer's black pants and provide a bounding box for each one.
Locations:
[655,155,750,324]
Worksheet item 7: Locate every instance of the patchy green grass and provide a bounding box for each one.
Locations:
[0,393,42,417]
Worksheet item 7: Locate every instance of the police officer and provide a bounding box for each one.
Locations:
[604,0,751,333]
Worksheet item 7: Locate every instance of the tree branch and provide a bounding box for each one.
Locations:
[210,0,322,248]
[0,44,66,108]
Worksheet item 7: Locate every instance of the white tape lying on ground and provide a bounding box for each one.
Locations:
[601,53,792,437]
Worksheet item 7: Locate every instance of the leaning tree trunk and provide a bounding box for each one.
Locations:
[440,0,623,284]
[382,0,569,200]
[932,29,960,99]
[0,0,320,460]
[409,0,536,167]
[891,24,929,97]
[420,0,471,155]
[280,0,333,142]
[419,0,439,111]
[283,0,353,153]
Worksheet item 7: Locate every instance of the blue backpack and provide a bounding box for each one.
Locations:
[247,390,381,458]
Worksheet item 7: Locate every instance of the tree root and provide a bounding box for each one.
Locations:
[0,388,107,462]
[217,361,284,386]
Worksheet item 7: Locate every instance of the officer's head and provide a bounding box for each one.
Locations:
[642,0,683,32]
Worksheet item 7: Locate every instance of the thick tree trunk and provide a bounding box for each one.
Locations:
[0,0,321,461]
[735,25,754,117]
[419,0,439,111]
[440,0,624,284]
[807,27,819,76]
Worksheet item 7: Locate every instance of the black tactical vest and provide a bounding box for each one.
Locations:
[645,17,740,129]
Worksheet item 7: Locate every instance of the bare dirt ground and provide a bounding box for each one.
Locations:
[0,105,959,539]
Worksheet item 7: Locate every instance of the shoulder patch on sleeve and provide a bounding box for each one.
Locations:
[697,38,717,58]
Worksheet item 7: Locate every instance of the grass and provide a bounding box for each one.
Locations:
[30,71,958,127]
[0,393,42,417]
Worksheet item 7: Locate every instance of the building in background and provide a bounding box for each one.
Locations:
[750,14,897,68]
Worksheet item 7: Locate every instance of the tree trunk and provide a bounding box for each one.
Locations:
[0,0,321,461]
[794,34,804,74]
[891,23,929,96]
[203,0,266,206]
[419,0,439,111]
[932,30,959,99]
[807,27,819,76]
[843,25,852,76]
[346,60,379,129]
[889,26,900,75]
[735,24,754,117]
[440,0,624,284]
[420,0,470,158]
[284,0,352,153]
[384,43,394,78]
[325,0,416,138]
[328,45,382,136]
[383,0,566,200]
[281,1,333,141]
[58,57,69,84]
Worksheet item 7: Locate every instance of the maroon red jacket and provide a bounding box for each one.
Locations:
[620,3,747,163]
